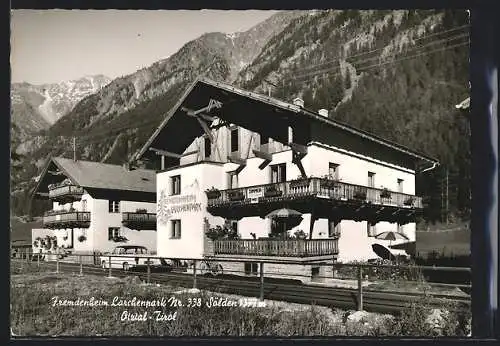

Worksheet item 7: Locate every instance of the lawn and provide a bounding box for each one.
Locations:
[10,266,471,337]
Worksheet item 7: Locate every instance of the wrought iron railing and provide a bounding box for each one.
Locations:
[48,185,85,200]
[122,212,156,223]
[43,211,91,227]
[207,178,422,209]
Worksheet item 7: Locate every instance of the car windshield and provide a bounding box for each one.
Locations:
[113,247,126,254]
[112,246,148,255]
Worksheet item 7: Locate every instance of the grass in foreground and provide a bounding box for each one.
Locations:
[10,269,471,337]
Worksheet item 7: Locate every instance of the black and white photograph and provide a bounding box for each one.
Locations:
[10,8,473,337]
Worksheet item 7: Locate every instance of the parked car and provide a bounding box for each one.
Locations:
[100,245,162,271]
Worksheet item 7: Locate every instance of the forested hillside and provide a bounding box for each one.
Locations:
[11,10,469,225]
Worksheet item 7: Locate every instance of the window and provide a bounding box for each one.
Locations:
[368,172,376,188]
[230,127,239,153]
[227,171,239,189]
[328,220,341,238]
[329,163,339,180]
[109,200,120,213]
[311,266,321,279]
[244,262,258,275]
[108,227,120,240]
[229,220,238,233]
[367,223,377,237]
[171,175,181,195]
[171,220,181,239]
[204,136,212,159]
[271,163,286,183]
[261,134,270,146]
[397,179,404,193]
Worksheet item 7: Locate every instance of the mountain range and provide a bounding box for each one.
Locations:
[11,75,111,143]
[10,9,470,223]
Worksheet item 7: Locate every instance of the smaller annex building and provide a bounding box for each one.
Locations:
[31,157,157,261]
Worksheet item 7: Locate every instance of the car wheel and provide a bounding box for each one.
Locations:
[211,263,223,277]
[123,262,130,271]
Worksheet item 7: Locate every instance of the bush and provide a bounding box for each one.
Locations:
[336,259,425,282]
[386,293,471,337]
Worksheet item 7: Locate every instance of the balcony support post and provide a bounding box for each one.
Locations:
[309,212,317,240]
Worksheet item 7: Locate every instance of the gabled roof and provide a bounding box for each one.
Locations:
[136,77,438,166]
[33,157,156,197]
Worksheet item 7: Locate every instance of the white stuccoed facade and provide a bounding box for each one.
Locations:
[32,194,157,255]
[156,137,416,263]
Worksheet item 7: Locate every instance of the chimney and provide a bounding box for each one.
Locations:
[293,98,304,108]
[318,109,329,117]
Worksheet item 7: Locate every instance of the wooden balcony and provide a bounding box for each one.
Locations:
[212,239,338,258]
[122,212,157,231]
[43,211,91,229]
[206,178,423,225]
[48,184,85,203]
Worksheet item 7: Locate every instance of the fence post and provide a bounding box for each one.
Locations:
[357,265,363,311]
[147,257,151,284]
[193,260,197,289]
[259,262,265,301]
[79,255,83,276]
[37,252,40,268]
[56,254,60,274]
[108,256,112,278]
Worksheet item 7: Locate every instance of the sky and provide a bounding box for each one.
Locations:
[10,10,277,85]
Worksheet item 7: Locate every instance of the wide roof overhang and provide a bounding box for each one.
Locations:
[135,78,439,169]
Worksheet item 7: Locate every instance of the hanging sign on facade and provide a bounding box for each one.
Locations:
[247,187,264,203]
[157,179,203,225]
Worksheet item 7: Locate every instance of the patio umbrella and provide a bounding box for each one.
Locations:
[265,208,303,237]
[375,231,409,247]
[372,243,396,261]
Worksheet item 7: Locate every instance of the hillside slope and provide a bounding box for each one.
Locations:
[12,10,470,224]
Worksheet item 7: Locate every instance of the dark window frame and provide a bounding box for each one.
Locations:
[230,127,239,153]
[171,219,181,239]
[171,175,181,195]
[108,227,120,240]
[108,200,120,213]
[204,136,212,159]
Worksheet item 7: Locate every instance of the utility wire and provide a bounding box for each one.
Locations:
[286,23,470,74]
[285,41,468,84]
[284,33,469,82]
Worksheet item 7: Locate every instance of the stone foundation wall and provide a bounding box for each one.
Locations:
[217,260,335,283]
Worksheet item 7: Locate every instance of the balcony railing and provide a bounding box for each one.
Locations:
[207,178,423,209]
[43,211,91,229]
[48,184,85,202]
[122,212,157,231]
[213,239,338,257]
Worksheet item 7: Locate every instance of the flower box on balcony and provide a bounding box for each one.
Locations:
[289,177,310,189]
[135,208,148,213]
[228,190,244,201]
[206,187,221,200]
[404,196,415,206]
[380,188,392,199]
[264,186,282,198]
[353,190,367,200]
[112,236,128,243]
[319,178,340,189]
